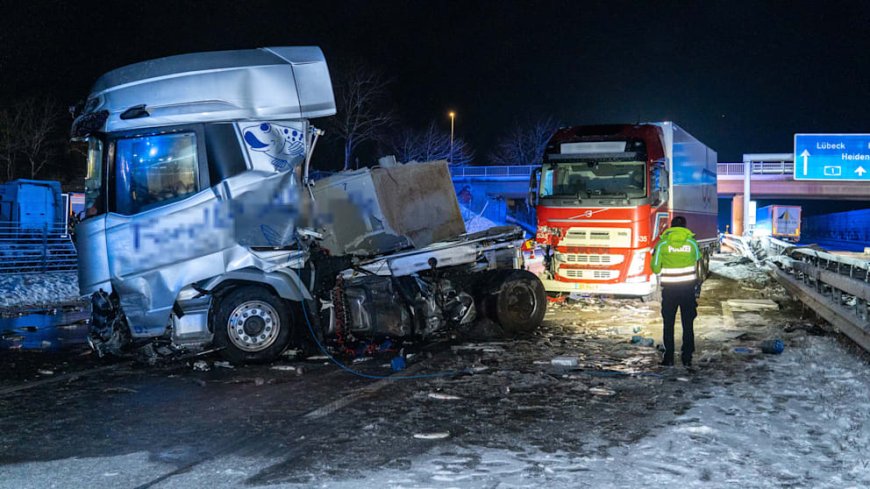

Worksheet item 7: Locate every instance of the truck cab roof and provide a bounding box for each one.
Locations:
[73,47,336,135]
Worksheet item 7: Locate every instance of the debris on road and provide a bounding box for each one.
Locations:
[413,432,450,440]
[270,365,301,373]
[428,392,462,401]
[630,336,655,347]
[589,387,616,396]
[550,356,579,368]
[36,369,54,376]
[103,387,137,394]
[760,339,785,354]
[192,360,210,372]
[451,343,506,354]
[213,361,234,369]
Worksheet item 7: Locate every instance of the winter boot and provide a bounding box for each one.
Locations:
[681,353,692,367]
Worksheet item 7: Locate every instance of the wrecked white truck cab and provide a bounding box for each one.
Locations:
[72,47,545,363]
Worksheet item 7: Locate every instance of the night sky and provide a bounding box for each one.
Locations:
[2,0,870,166]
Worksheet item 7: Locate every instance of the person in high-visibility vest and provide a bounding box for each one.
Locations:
[651,215,701,367]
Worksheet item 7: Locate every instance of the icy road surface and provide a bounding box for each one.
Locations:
[0,254,868,488]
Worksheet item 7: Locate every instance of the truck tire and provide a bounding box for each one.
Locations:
[213,285,292,364]
[483,270,546,337]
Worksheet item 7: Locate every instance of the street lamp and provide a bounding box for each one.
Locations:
[448,111,456,164]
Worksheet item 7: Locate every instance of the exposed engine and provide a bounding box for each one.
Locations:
[326,272,476,343]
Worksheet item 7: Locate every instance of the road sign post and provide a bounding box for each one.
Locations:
[794,134,870,181]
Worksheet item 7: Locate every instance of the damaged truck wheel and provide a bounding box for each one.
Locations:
[213,286,292,364]
[481,270,546,337]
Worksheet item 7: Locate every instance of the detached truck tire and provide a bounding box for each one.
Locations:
[482,270,546,337]
[213,285,292,363]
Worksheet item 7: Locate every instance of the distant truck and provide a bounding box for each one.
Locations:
[71,47,545,363]
[530,123,718,297]
[0,179,65,231]
[754,205,801,241]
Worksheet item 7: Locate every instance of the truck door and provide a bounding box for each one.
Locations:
[77,138,112,296]
[103,126,234,336]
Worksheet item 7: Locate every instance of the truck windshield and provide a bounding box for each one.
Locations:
[539,160,646,199]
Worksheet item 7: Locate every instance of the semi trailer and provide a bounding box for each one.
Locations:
[71,47,545,363]
[754,205,801,241]
[530,122,719,297]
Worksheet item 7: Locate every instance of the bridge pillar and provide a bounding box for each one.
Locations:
[732,194,744,235]
[743,157,752,236]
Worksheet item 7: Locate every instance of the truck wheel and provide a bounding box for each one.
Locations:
[485,270,546,336]
[213,286,292,364]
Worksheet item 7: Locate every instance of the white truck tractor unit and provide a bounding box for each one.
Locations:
[71,47,545,363]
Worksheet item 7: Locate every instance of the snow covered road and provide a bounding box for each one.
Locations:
[1,255,868,488]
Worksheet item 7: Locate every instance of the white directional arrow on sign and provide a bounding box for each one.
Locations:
[856,166,867,176]
[800,149,810,175]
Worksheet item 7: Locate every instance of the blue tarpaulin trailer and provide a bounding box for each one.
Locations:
[0,179,64,231]
[0,180,77,273]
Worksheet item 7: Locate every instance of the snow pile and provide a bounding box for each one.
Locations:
[459,205,501,234]
[0,272,81,309]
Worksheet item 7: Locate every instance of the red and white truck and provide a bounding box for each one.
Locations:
[530,122,718,297]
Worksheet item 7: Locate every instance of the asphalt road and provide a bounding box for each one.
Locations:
[0,256,839,488]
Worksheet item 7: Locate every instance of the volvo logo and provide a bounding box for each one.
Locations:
[569,208,608,220]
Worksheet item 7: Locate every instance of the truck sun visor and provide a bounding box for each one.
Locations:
[560,141,627,154]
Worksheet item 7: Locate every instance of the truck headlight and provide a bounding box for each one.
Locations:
[627,249,649,276]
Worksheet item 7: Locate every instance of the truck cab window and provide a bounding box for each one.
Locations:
[114,132,199,215]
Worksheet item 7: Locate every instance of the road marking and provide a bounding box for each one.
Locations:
[303,360,432,420]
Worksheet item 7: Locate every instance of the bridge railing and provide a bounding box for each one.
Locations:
[450,165,537,179]
[717,161,795,175]
[455,163,797,178]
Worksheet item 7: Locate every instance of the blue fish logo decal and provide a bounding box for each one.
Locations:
[242,122,306,171]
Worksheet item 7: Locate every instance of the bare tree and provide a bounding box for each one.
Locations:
[18,98,61,178]
[0,108,19,180]
[0,98,62,180]
[489,116,560,166]
[328,64,394,170]
[386,121,474,166]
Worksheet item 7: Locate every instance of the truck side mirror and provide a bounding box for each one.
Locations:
[651,163,668,206]
[528,169,540,207]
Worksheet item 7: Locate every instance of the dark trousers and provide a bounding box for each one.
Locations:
[661,283,697,362]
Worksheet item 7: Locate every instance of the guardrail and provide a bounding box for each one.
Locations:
[453,163,796,178]
[450,165,537,179]
[0,222,78,274]
[761,236,870,352]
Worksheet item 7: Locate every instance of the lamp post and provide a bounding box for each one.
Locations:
[448,111,455,164]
